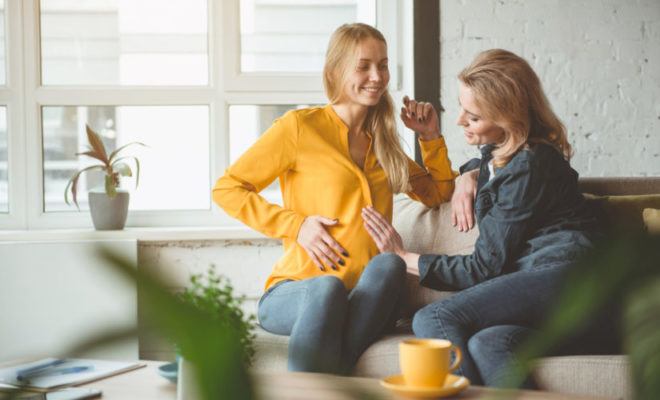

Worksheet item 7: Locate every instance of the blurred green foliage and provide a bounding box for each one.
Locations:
[101,248,255,400]
[498,229,660,399]
[177,264,257,368]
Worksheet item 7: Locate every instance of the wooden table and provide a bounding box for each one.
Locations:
[69,361,614,400]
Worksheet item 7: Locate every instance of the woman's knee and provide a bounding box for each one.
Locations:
[305,275,348,308]
[467,328,492,358]
[468,325,532,359]
[412,303,440,337]
[467,325,535,387]
[412,298,466,338]
[362,253,406,283]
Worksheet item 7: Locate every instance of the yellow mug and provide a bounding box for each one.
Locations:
[399,339,462,388]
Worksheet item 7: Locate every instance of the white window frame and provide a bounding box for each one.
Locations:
[0,0,413,230]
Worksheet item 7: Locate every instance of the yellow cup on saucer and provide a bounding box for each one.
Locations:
[399,339,462,388]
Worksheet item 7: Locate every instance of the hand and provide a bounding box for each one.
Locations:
[362,206,421,275]
[361,206,406,255]
[297,215,348,271]
[400,95,441,141]
[451,169,478,231]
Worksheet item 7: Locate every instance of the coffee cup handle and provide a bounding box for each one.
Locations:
[448,345,462,373]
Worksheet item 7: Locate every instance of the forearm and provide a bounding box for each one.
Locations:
[397,250,421,276]
[407,137,458,206]
[417,252,497,290]
[213,174,305,240]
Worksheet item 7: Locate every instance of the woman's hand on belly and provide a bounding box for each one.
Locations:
[361,206,406,255]
[297,215,349,271]
[362,206,421,274]
[362,207,419,276]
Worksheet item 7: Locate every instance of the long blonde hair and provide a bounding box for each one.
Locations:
[459,49,572,169]
[323,23,410,193]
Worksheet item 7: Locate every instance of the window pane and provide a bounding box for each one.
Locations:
[43,106,210,212]
[0,107,6,212]
[229,104,318,204]
[0,0,5,85]
[40,0,208,85]
[240,0,375,72]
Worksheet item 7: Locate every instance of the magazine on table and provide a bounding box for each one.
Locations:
[0,358,144,391]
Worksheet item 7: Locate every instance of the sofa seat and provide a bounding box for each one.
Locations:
[252,325,631,399]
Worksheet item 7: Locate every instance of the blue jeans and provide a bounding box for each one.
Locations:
[468,325,537,387]
[412,263,570,386]
[258,253,406,374]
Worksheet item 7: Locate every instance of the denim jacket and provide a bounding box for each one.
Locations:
[418,143,601,290]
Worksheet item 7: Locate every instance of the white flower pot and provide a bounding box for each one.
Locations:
[177,357,202,400]
[88,188,129,230]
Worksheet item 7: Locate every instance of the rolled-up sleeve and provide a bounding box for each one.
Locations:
[406,136,458,207]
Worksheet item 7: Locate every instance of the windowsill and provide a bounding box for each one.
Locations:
[0,226,272,242]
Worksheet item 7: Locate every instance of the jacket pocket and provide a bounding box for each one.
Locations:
[475,190,495,221]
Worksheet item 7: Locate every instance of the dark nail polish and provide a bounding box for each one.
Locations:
[331,265,338,270]
[320,266,325,271]
[418,118,422,123]
[342,251,349,257]
[339,260,345,266]
[411,112,415,116]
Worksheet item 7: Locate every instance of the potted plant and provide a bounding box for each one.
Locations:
[173,264,257,399]
[64,124,145,230]
[177,264,257,368]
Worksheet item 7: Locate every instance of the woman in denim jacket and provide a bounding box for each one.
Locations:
[361,49,602,386]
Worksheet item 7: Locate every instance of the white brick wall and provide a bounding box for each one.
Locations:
[439,0,660,177]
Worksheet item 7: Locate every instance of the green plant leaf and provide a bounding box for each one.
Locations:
[75,150,111,167]
[108,142,146,164]
[66,127,145,206]
[114,162,133,178]
[177,264,257,368]
[64,165,105,208]
[85,125,109,164]
[625,277,660,400]
[105,174,117,199]
[97,247,255,400]
[112,156,141,188]
[495,230,660,396]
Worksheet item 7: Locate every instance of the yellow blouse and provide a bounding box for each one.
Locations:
[212,105,457,291]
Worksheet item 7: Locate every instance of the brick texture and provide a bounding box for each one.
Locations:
[439,0,660,176]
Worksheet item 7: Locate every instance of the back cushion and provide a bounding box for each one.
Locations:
[392,195,479,317]
[583,194,660,230]
[643,208,660,235]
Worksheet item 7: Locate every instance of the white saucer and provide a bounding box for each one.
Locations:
[379,374,469,398]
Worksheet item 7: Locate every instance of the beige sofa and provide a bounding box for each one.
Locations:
[251,177,660,399]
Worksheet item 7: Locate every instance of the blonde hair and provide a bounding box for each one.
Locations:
[458,49,572,169]
[323,23,410,193]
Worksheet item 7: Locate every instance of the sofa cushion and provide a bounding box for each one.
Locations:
[533,355,632,399]
[392,195,479,317]
[252,327,289,372]
[584,193,660,230]
[353,332,415,378]
[392,194,479,255]
[643,208,660,234]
